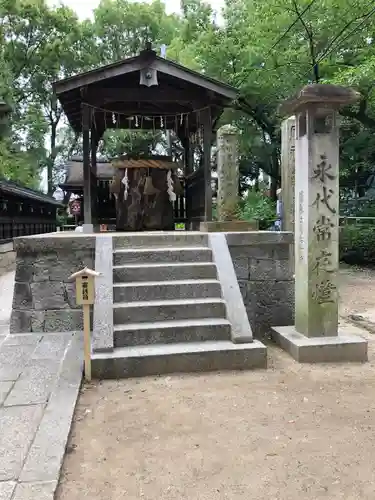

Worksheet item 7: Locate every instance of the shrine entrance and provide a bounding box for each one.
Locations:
[54,43,238,232]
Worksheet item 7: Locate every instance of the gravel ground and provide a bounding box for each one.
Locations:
[339,265,375,317]
[55,267,375,500]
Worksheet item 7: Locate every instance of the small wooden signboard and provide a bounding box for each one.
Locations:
[69,267,101,381]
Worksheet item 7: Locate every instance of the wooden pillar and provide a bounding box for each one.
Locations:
[82,104,92,230]
[91,131,98,226]
[185,135,193,176]
[202,109,212,222]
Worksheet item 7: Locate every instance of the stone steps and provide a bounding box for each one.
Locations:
[113,262,217,283]
[113,279,222,302]
[92,232,267,378]
[113,297,227,324]
[113,246,212,265]
[113,232,208,249]
[91,340,267,378]
[114,318,231,347]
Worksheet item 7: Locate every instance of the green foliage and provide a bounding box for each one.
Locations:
[237,191,276,229]
[340,224,375,265]
[2,0,375,200]
[0,139,40,188]
[100,129,163,158]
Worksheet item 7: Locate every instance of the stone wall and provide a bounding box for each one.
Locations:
[10,235,95,333]
[227,232,294,340]
[10,231,294,338]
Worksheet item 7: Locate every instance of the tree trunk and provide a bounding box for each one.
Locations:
[47,121,57,195]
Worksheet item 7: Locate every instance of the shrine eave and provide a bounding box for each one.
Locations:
[0,178,63,206]
[53,49,238,134]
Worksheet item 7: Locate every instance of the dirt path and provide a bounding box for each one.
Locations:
[339,265,375,317]
[56,268,375,500]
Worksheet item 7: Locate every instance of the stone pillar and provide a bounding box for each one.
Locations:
[281,116,296,232]
[216,125,239,221]
[272,84,368,363]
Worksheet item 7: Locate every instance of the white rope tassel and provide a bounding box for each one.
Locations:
[121,168,129,200]
[167,170,176,202]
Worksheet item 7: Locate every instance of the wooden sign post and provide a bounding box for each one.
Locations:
[69,267,101,382]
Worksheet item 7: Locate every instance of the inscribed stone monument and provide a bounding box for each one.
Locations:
[272,84,368,362]
[216,125,239,221]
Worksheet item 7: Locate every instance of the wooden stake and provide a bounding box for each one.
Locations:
[69,267,101,383]
[83,304,92,382]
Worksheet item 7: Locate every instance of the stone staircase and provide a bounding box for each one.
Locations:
[92,233,266,378]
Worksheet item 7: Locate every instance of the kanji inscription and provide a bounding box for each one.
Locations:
[312,249,334,274]
[313,215,334,241]
[312,154,335,183]
[313,186,336,214]
[82,280,89,301]
[311,151,337,305]
[312,280,336,304]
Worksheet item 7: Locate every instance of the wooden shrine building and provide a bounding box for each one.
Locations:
[53,44,238,231]
[0,178,62,243]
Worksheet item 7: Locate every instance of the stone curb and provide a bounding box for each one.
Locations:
[209,233,254,344]
[93,235,114,352]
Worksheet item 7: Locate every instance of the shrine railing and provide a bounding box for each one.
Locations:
[0,218,57,244]
[339,216,375,226]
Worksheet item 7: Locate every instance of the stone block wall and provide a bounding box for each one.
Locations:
[10,235,95,333]
[227,232,294,340]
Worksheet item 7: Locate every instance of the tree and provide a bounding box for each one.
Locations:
[1,0,95,192]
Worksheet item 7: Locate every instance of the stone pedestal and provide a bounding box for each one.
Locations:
[272,84,368,362]
[216,125,239,221]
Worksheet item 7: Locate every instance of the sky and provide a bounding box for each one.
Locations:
[46,0,224,20]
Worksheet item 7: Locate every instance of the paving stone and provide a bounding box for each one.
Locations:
[15,256,34,282]
[249,258,276,281]
[3,334,42,346]
[10,310,31,333]
[20,334,83,483]
[43,310,83,332]
[0,344,36,381]
[31,282,68,310]
[0,481,16,500]
[64,282,79,309]
[12,481,57,500]
[0,404,44,481]
[32,333,71,360]
[232,256,249,280]
[0,381,13,405]
[4,360,61,406]
[273,244,291,260]
[12,283,32,310]
[31,311,45,332]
